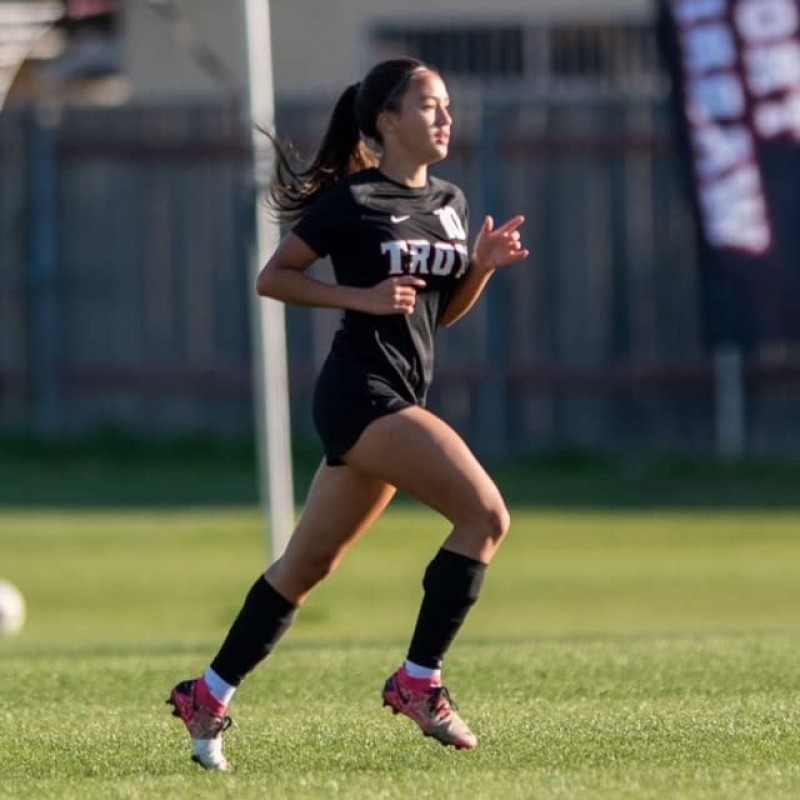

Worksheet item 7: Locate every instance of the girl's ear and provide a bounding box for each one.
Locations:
[377,109,398,138]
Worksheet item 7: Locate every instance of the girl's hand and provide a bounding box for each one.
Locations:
[472,215,529,272]
[358,276,427,315]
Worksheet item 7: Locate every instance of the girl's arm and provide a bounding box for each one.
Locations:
[439,257,495,329]
[440,215,529,329]
[257,233,426,316]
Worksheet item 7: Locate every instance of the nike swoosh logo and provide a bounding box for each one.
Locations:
[390,215,411,223]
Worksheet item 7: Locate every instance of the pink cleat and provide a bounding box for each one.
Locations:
[167,678,234,771]
[382,667,478,750]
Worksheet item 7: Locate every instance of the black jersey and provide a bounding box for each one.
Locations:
[293,167,470,405]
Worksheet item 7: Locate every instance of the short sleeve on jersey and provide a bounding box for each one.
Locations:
[291,188,349,258]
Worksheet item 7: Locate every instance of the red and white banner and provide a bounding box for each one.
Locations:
[660,0,800,344]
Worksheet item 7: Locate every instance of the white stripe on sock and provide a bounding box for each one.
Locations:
[404,660,442,682]
[203,667,237,706]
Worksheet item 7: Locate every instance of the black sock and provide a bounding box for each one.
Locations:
[209,575,297,686]
[406,548,487,670]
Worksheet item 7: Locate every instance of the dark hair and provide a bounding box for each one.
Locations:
[268,58,432,222]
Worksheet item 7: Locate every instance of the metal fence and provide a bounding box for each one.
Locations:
[0,103,254,439]
[1,97,799,459]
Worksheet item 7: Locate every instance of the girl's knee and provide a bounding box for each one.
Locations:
[446,500,510,563]
[459,497,510,544]
[485,501,511,543]
[267,548,340,597]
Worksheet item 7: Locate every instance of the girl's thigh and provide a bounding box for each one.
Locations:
[343,406,506,530]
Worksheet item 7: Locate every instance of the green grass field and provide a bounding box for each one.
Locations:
[2,447,800,798]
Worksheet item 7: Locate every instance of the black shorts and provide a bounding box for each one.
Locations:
[312,353,416,466]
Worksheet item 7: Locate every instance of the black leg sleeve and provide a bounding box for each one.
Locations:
[406,548,487,670]
[210,575,298,686]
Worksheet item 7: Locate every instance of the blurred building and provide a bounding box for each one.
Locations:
[4,0,662,106]
[1,0,123,107]
[270,0,659,98]
[123,0,661,103]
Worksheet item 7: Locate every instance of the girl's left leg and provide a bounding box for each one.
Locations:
[168,460,396,771]
[204,461,396,693]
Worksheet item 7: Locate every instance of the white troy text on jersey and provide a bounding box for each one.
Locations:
[433,206,467,240]
[381,240,469,278]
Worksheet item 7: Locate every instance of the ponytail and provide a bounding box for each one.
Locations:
[267,82,377,223]
[266,59,433,223]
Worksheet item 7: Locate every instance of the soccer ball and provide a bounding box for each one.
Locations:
[0,580,25,636]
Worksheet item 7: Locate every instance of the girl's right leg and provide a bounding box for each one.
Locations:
[341,405,512,750]
[168,461,395,771]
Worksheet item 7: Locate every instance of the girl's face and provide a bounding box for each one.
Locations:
[380,71,452,165]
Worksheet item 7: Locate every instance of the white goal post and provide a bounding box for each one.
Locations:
[242,0,295,561]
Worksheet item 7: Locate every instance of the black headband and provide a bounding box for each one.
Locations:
[379,65,427,111]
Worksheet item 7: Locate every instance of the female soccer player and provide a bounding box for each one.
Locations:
[168,58,529,771]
